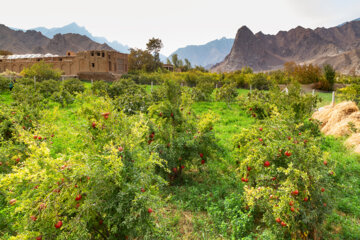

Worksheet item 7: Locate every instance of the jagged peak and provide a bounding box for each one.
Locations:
[235,26,255,41]
[237,25,253,35]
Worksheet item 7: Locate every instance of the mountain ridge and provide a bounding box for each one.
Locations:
[211,20,360,75]
[0,24,113,55]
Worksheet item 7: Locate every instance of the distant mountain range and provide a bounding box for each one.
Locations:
[1,18,360,74]
[0,24,113,55]
[12,22,170,62]
[12,22,130,53]
[169,37,234,68]
[211,18,360,75]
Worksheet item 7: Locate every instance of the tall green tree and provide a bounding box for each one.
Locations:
[184,59,192,71]
[146,38,163,70]
[171,54,184,69]
[323,64,336,90]
[128,48,155,72]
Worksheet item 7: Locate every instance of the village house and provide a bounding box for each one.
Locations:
[0,50,128,81]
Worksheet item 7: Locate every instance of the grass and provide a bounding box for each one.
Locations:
[0,86,358,239]
[0,91,12,104]
[318,91,333,107]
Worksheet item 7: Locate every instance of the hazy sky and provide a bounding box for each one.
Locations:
[1,0,359,55]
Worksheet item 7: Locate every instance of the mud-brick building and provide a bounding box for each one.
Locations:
[0,50,128,81]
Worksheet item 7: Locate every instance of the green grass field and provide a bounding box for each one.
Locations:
[0,87,359,239]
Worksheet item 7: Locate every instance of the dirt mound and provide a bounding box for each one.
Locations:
[312,101,360,153]
[345,133,360,154]
[312,101,359,136]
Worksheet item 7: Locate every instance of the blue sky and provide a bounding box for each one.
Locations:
[1,0,359,55]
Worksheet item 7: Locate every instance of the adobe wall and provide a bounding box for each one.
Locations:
[0,50,128,77]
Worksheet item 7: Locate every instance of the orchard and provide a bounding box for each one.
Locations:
[0,69,359,239]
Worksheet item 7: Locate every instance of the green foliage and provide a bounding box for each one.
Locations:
[192,81,214,101]
[337,81,360,104]
[0,76,10,92]
[50,89,75,107]
[12,83,44,107]
[147,79,218,182]
[128,48,156,72]
[21,61,62,81]
[250,73,271,90]
[323,64,336,89]
[235,117,334,238]
[91,80,109,96]
[1,72,359,239]
[215,83,238,103]
[106,79,150,114]
[108,79,136,98]
[113,86,150,115]
[208,193,254,239]
[0,94,166,239]
[62,78,85,95]
[38,80,61,98]
[242,84,319,121]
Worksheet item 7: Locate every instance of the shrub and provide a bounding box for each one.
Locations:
[0,76,10,92]
[192,81,215,101]
[147,79,218,183]
[20,61,62,81]
[113,85,150,114]
[0,94,166,239]
[337,81,360,104]
[38,80,61,98]
[62,78,85,95]
[108,79,136,98]
[91,80,109,96]
[208,193,254,239]
[12,83,44,107]
[243,84,319,121]
[234,117,334,239]
[323,64,336,90]
[249,73,270,90]
[215,83,238,103]
[50,89,75,107]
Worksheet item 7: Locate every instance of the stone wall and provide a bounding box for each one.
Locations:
[0,50,128,77]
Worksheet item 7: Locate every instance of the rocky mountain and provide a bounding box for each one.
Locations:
[14,22,170,61]
[212,20,360,75]
[170,37,234,68]
[28,22,130,53]
[0,24,113,55]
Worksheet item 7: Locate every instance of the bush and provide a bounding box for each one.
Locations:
[192,81,215,101]
[243,84,319,121]
[108,79,136,98]
[63,78,85,95]
[147,79,218,183]
[50,89,75,107]
[0,76,10,92]
[0,94,167,239]
[234,117,334,238]
[113,85,150,114]
[215,83,238,103]
[337,81,360,104]
[12,83,44,107]
[323,64,336,90]
[208,193,254,239]
[91,80,109,96]
[250,73,270,90]
[21,61,62,81]
[38,80,61,98]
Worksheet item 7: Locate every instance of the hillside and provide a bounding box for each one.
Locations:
[29,22,130,53]
[170,37,234,68]
[0,24,113,55]
[212,21,360,75]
